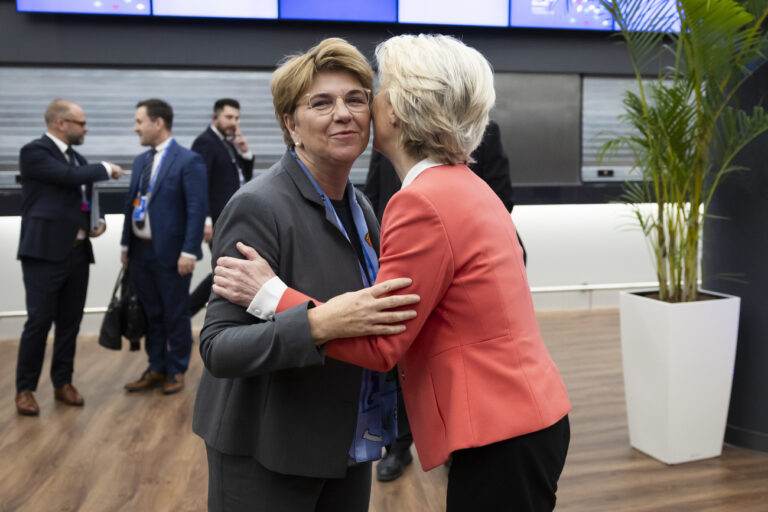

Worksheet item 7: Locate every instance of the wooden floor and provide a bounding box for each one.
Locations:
[1,310,766,511]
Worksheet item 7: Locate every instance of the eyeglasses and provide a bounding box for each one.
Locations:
[63,118,87,127]
[301,89,371,115]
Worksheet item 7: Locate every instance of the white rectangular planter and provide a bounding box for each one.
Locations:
[619,289,740,464]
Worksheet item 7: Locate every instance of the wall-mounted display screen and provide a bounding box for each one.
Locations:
[153,0,277,19]
[399,0,509,27]
[16,0,150,15]
[510,0,612,31]
[280,0,396,23]
[15,0,679,31]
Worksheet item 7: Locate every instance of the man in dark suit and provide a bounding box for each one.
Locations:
[121,98,208,395]
[364,119,526,481]
[15,99,124,416]
[188,98,254,316]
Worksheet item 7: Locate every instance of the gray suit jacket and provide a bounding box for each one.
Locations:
[192,151,381,479]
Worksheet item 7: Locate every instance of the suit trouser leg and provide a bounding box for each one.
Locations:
[50,244,89,388]
[155,264,192,375]
[189,242,213,316]
[129,243,168,374]
[17,256,70,392]
[387,377,414,456]
[205,444,371,512]
[189,273,213,317]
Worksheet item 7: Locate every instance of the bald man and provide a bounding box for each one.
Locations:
[15,99,123,416]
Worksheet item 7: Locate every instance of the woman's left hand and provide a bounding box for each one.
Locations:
[213,242,276,308]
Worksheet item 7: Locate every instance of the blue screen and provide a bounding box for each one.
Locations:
[280,0,396,23]
[511,0,613,31]
[17,0,151,15]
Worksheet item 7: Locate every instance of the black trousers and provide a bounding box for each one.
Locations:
[447,415,570,512]
[205,445,371,512]
[189,273,212,317]
[16,244,90,392]
[386,371,414,456]
[189,241,212,317]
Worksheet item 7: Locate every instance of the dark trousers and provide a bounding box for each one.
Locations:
[129,241,193,376]
[447,415,570,512]
[205,445,371,512]
[387,372,414,456]
[189,241,212,316]
[16,244,90,392]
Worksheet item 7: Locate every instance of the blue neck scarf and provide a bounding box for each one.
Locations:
[292,151,397,463]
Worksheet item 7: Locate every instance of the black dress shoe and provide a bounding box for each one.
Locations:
[376,449,413,482]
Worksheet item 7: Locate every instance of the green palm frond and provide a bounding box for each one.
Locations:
[599,0,768,302]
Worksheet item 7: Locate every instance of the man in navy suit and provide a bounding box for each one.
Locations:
[188,98,253,316]
[15,99,124,416]
[121,98,208,395]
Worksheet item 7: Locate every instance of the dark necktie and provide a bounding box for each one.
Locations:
[223,140,245,185]
[66,146,76,165]
[135,149,157,230]
[139,148,157,196]
[67,146,91,231]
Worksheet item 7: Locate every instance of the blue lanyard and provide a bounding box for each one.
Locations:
[291,151,378,286]
[140,139,172,197]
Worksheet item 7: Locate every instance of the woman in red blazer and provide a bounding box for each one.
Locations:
[214,34,571,511]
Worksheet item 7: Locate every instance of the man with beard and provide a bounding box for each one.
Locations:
[121,98,208,395]
[15,99,124,415]
[188,98,254,316]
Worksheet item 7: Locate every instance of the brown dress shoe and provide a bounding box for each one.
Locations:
[125,370,166,392]
[162,373,184,395]
[16,390,39,416]
[54,384,84,406]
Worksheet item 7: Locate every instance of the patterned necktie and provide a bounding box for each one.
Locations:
[139,148,157,196]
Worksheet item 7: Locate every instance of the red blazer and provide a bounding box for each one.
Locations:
[278,164,571,470]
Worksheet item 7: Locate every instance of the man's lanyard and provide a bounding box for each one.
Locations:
[139,139,173,198]
[291,151,378,286]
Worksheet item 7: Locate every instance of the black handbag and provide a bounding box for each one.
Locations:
[98,268,125,350]
[120,272,146,351]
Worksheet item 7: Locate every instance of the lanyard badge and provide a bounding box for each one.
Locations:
[132,196,148,222]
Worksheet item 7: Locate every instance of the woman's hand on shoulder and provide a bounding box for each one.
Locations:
[213,242,276,308]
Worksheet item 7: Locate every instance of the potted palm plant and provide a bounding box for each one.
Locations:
[600,0,768,464]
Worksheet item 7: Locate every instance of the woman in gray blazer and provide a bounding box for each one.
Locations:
[192,38,417,512]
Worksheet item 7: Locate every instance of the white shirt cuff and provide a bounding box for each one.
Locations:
[205,216,213,227]
[181,252,197,260]
[247,276,287,320]
[101,162,111,178]
[240,151,254,161]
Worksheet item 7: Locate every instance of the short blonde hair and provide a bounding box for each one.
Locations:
[375,34,495,165]
[271,38,374,146]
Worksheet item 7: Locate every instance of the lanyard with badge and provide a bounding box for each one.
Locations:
[133,141,171,223]
[291,151,396,463]
[291,151,377,286]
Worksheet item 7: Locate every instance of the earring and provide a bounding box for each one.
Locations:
[294,140,302,147]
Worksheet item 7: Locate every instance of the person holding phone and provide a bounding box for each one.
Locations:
[188,98,254,316]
